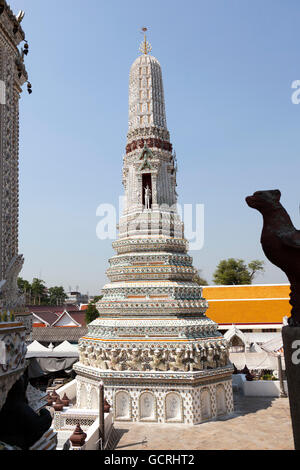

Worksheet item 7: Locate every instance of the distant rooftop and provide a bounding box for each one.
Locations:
[203,284,290,325]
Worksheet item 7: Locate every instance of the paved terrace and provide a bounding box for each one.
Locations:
[114,394,294,450]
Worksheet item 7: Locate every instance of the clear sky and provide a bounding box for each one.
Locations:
[11,0,300,294]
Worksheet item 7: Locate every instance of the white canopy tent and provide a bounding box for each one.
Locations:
[26,341,51,358]
[26,341,78,359]
[230,352,280,370]
[260,336,283,354]
[52,341,79,357]
[26,340,79,378]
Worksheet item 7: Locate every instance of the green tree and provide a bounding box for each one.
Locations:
[18,277,32,303]
[31,278,48,305]
[213,258,264,285]
[48,286,67,306]
[85,303,99,324]
[193,270,208,286]
[90,295,103,304]
[18,277,31,293]
[248,260,265,282]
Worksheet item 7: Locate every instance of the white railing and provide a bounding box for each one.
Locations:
[81,419,101,451]
[57,412,113,451]
[54,380,114,450]
[56,379,77,403]
[104,412,113,445]
[53,408,98,431]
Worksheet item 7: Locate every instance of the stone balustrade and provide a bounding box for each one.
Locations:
[56,379,77,404]
[54,408,114,450]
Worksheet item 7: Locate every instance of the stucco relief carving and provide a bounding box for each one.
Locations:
[169,348,188,372]
[1,255,24,310]
[149,349,168,371]
[78,342,230,373]
[106,349,126,371]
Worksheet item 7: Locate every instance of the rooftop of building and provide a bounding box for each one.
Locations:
[26,304,79,313]
[32,326,88,344]
[30,307,87,329]
[203,284,290,325]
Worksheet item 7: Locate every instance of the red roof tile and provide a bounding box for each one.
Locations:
[31,309,86,328]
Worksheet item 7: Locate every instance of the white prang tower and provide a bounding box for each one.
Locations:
[75,31,233,424]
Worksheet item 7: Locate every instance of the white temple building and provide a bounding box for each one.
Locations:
[73,33,234,425]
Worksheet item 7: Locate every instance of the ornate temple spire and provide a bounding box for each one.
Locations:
[74,33,234,427]
[123,33,176,217]
[128,31,167,135]
[139,27,152,56]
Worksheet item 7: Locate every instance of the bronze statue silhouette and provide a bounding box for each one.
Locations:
[246,189,300,326]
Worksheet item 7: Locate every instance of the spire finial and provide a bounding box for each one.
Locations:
[139,27,152,55]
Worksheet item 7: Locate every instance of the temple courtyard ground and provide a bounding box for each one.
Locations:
[114,393,294,450]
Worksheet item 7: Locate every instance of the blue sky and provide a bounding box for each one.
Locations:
[11,0,300,294]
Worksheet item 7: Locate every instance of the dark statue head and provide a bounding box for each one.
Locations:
[246,189,281,213]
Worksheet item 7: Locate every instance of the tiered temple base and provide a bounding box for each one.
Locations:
[74,239,234,425]
[74,364,233,425]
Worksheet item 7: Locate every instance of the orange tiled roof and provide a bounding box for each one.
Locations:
[202,284,291,324]
[203,284,290,300]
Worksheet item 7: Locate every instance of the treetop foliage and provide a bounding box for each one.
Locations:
[213,258,264,285]
[18,277,68,306]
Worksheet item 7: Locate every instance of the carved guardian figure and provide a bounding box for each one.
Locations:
[169,348,188,372]
[149,349,167,371]
[127,348,144,371]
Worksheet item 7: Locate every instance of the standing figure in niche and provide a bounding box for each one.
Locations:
[145,185,151,210]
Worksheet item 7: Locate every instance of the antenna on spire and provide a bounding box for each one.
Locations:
[139,27,152,55]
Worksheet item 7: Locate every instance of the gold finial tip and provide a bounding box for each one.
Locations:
[139,27,152,55]
[139,43,152,55]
